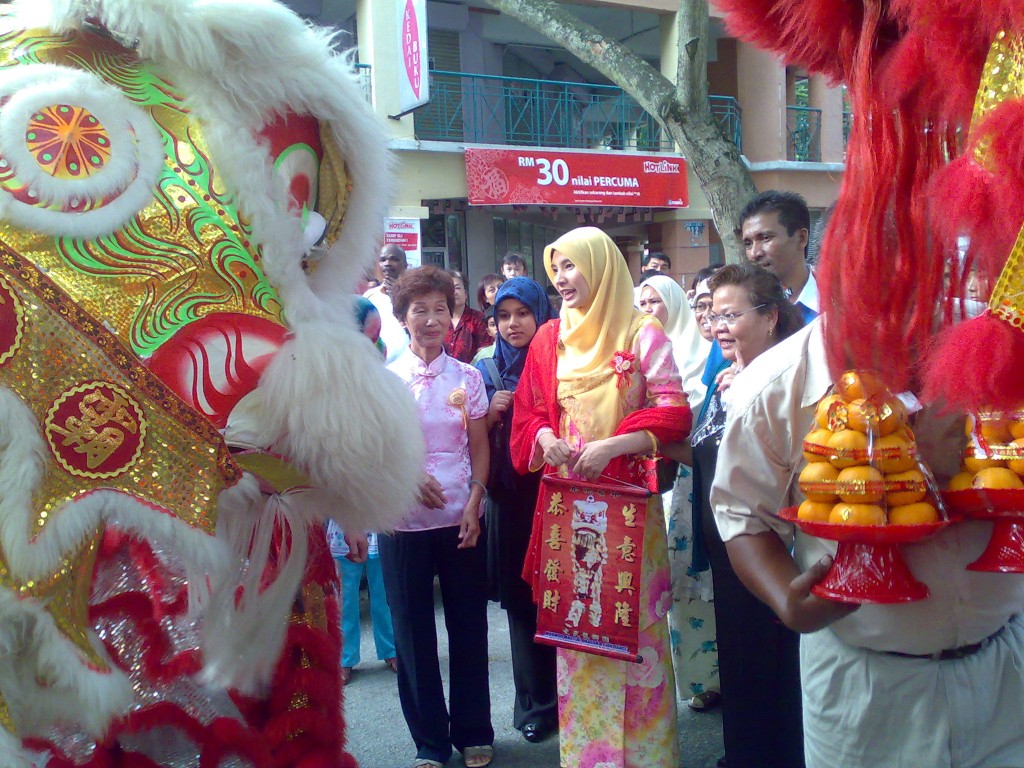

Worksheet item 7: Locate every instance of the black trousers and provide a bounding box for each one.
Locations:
[703,498,806,768]
[379,526,494,763]
[505,602,558,731]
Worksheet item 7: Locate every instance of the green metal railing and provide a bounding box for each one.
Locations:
[399,69,741,153]
[786,105,822,162]
[709,95,742,151]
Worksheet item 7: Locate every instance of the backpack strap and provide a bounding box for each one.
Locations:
[481,356,504,391]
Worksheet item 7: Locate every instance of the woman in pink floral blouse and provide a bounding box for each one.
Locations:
[381,266,494,768]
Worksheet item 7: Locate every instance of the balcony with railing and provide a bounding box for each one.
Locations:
[372,69,743,154]
[786,105,822,162]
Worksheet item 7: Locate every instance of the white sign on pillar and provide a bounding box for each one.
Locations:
[396,0,429,117]
[384,218,422,267]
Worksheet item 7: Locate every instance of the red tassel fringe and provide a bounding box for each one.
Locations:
[923,312,1024,412]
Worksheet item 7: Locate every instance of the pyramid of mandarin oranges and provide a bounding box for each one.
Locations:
[947,411,1024,491]
[797,371,940,526]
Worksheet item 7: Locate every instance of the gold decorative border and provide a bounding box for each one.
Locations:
[0,272,24,366]
[0,239,241,485]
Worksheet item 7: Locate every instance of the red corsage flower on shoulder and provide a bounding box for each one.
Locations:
[610,350,636,389]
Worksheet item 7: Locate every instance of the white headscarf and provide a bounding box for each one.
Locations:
[641,275,711,415]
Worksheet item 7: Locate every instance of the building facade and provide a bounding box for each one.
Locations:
[298,0,845,294]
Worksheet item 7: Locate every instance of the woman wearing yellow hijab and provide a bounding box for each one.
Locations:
[511,227,692,768]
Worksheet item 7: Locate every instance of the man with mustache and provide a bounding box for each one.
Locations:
[738,191,818,323]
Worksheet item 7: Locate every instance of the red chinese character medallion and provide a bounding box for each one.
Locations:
[44,382,146,479]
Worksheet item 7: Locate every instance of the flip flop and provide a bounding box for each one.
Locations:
[463,745,492,768]
[385,657,399,673]
[412,761,443,768]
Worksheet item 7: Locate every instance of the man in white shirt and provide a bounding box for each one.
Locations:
[711,319,1024,768]
[738,191,819,321]
[364,243,409,362]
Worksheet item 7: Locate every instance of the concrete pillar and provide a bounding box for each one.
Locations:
[736,41,786,162]
[356,0,415,140]
[660,218,711,289]
[810,75,846,163]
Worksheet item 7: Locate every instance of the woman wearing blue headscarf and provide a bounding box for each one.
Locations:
[475,277,557,745]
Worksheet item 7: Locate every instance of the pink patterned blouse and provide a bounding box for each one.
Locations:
[387,349,489,532]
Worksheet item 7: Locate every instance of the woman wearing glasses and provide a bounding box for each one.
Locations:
[691,262,804,768]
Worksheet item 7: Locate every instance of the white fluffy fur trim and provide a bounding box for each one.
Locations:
[28,0,393,316]
[201,483,310,694]
[241,320,423,532]
[0,389,230,588]
[0,588,132,739]
[0,728,38,768]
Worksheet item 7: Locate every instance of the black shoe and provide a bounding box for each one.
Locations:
[521,722,551,743]
[716,757,728,768]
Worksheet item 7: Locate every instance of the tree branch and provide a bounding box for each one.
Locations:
[483,0,757,261]
[484,0,678,123]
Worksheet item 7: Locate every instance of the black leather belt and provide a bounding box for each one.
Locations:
[883,626,1005,661]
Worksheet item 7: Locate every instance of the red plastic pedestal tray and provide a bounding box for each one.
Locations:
[778,507,953,604]
[941,489,1024,573]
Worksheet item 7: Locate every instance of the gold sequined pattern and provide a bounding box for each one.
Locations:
[0,249,238,543]
[0,23,284,358]
[0,241,241,488]
[990,226,1024,327]
[970,33,1024,326]
[972,32,1024,154]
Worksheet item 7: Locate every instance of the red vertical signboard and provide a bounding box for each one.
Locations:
[533,475,649,663]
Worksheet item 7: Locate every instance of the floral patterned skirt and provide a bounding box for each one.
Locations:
[664,468,719,701]
[556,617,679,768]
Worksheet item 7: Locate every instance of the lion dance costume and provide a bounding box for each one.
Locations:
[0,0,424,766]
[717,0,1024,411]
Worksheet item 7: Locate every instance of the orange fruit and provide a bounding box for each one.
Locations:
[962,453,1006,473]
[1010,420,1024,440]
[829,502,887,526]
[884,469,927,506]
[836,465,885,504]
[874,433,917,473]
[1007,437,1024,476]
[797,500,834,523]
[815,394,845,430]
[826,429,870,469]
[803,428,834,463]
[947,471,974,491]
[876,399,905,437]
[980,420,1013,445]
[843,398,883,434]
[835,371,886,402]
[972,467,1024,490]
[799,462,840,502]
[889,502,939,525]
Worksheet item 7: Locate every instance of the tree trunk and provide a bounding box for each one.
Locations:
[484,0,757,263]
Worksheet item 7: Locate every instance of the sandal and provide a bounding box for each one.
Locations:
[412,761,443,768]
[463,745,493,768]
[688,689,721,711]
[385,656,399,673]
[340,667,353,686]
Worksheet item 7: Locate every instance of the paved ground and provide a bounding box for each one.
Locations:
[344,584,724,768]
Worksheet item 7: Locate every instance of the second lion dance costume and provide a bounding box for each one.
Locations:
[716,0,1024,407]
[0,0,423,765]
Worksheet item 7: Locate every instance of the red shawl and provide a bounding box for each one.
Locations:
[510,319,692,598]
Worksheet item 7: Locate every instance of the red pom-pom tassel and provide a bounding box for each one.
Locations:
[923,311,1024,411]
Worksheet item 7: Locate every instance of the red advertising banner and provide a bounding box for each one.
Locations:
[465,148,687,208]
[533,474,649,663]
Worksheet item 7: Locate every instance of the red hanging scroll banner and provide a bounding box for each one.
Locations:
[533,474,650,663]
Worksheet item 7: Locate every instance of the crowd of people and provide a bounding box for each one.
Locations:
[334,188,1024,768]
